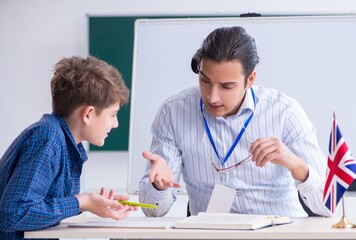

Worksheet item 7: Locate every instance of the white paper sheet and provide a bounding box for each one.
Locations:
[206,184,236,213]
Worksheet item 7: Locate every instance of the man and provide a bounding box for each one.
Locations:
[139,26,331,217]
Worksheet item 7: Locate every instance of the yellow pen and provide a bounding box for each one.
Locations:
[118,200,158,209]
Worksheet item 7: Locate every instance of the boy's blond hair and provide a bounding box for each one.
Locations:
[51,56,129,116]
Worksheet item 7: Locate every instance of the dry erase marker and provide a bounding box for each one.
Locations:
[118,200,158,209]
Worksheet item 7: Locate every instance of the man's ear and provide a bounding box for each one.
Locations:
[82,106,95,125]
[246,70,256,88]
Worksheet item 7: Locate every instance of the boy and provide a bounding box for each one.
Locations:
[0,56,136,240]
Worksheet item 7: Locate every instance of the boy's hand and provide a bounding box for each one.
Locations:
[76,188,137,220]
[100,187,138,212]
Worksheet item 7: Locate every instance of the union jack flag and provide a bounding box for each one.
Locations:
[323,116,356,213]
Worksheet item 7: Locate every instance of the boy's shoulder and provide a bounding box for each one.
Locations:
[30,114,64,134]
[1,114,68,165]
[19,114,66,146]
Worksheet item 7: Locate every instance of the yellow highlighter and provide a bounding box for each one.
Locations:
[118,200,158,209]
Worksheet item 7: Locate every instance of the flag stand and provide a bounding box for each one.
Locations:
[332,197,356,228]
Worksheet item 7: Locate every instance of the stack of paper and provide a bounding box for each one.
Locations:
[68,217,179,229]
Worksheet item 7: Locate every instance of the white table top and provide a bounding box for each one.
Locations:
[25,216,356,239]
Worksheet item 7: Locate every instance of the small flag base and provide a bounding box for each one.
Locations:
[332,216,356,229]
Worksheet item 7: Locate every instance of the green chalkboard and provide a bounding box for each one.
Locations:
[89,17,137,151]
[88,15,236,151]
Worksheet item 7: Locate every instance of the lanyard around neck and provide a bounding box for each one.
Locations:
[200,88,256,166]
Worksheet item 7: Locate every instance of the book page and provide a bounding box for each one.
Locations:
[197,212,268,225]
[174,213,292,230]
[198,212,291,225]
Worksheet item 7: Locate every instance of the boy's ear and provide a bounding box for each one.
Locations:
[82,106,95,125]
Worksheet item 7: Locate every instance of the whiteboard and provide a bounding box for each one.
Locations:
[128,16,356,193]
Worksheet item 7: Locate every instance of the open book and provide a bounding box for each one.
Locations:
[173,212,292,230]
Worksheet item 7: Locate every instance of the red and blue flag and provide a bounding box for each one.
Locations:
[323,117,356,213]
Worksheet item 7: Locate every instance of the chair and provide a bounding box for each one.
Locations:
[298,192,320,217]
[187,202,191,217]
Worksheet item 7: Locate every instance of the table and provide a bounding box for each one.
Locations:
[25,216,356,239]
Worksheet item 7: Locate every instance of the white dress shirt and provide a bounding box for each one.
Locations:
[139,85,331,217]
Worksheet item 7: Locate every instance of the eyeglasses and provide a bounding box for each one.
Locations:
[211,153,252,173]
[202,119,253,173]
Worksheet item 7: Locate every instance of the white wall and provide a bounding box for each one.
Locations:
[1,0,356,222]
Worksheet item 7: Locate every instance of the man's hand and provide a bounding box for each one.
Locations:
[142,151,181,190]
[250,137,309,182]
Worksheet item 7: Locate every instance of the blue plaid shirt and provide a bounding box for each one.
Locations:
[0,114,88,240]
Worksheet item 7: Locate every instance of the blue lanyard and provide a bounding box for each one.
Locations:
[200,88,256,166]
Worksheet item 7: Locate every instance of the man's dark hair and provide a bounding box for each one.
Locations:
[191,26,259,82]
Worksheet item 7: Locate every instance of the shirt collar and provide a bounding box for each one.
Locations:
[220,87,256,121]
[53,114,88,163]
[240,87,256,114]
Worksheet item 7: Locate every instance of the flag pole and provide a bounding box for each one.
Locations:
[332,196,356,228]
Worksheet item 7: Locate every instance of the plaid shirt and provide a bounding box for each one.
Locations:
[0,114,87,240]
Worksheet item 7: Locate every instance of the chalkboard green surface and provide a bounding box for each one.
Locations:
[89,17,136,151]
[88,15,234,151]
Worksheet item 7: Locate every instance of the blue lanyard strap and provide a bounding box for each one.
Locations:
[200,88,256,166]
